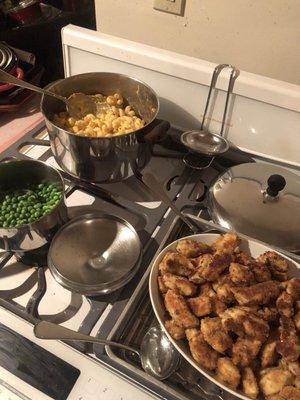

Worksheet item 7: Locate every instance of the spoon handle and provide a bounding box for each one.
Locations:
[34,320,140,356]
[0,69,66,103]
[142,172,198,234]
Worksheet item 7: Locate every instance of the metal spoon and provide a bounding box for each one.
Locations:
[34,321,179,380]
[0,69,96,119]
[142,172,198,234]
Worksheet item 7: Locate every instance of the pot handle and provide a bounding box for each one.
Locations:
[142,119,170,144]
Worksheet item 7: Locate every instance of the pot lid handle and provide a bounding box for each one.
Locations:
[266,174,286,197]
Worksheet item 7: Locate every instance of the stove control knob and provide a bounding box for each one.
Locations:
[266,174,286,197]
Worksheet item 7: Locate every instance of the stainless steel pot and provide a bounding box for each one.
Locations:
[0,159,68,251]
[41,72,160,183]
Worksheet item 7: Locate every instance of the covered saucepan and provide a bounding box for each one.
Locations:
[207,162,300,253]
[41,72,164,183]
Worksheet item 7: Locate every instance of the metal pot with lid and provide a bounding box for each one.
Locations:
[208,162,300,253]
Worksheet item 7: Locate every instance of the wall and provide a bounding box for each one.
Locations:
[95,0,300,85]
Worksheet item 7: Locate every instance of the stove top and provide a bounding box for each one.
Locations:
[0,121,278,400]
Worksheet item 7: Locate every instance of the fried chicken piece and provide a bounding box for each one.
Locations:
[186,329,218,370]
[235,251,254,265]
[286,278,300,301]
[276,291,294,318]
[164,290,199,328]
[257,307,279,323]
[242,367,259,399]
[278,386,300,400]
[162,273,197,296]
[294,311,300,330]
[159,252,195,277]
[277,316,300,362]
[229,262,255,286]
[232,337,262,367]
[197,282,213,296]
[221,307,269,342]
[261,340,279,368]
[211,296,227,316]
[200,317,232,354]
[212,274,235,304]
[189,254,213,283]
[158,276,168,293]
[251,261,272,283]
[231,280,281,306]
[216,357,241,389]
[213,232,239,255]
[176,239,212,258]
[165,319,186,340]
[259,367,293,397]
[257,251,289,282]
[187,296,212,317]
[201,252,232,282]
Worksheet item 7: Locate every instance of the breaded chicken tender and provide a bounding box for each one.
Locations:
[189,254,213,284]
[158,276,168,293]
[212,232,239,255]
[257,307,279,323]
[261,340,279,368]
[176,239,211,258]
[276,291,294,318]
[216,357,241,389]
[259,367,293,397]
[186,329,218,370]
[199,282,216,298]
[201,317,232,354]
[162,273,197,296]
[232,337,262,367]
[212,274,235,304]
[277,386,300,400]
[257,251,289,282]
[231,281,281,306]
[165,319,186,340]
[221,307,269,342]
[164,290,199,328]
[187,295,212,317]
[229,262,255,286]
[277,316,300,362]
[159,251,195,277]
[285,278,300,301]
[201,252,232,282]
[242,367,259,399]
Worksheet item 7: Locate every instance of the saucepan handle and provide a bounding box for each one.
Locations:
[139,119,170,145]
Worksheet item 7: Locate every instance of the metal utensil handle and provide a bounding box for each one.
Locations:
[34,320,140,356]
[200,64,240,136]
[0,69,66,103]
[142,172,198,234]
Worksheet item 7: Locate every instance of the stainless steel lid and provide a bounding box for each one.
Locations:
[48,213,142,295]
[208,163,300,252]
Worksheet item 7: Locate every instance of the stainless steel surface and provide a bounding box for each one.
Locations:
[0,69,96,118]
[34,320,140,356]
[48,213,142,295]
[41,72,159,183]
[181,130,229,156]
[142,172,198,234]
[181,64,239,164]
[0,159,67,252]
[208,162,300,252]
[140,325,180,380]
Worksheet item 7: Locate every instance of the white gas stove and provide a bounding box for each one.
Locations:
[0,24,299,400]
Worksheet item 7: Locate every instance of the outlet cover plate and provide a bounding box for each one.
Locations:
[153,0,185,16]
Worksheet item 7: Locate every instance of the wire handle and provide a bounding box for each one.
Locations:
[200,64,240,136]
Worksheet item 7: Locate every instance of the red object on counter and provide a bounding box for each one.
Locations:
[8,0,42,26]
[0,67,24,92]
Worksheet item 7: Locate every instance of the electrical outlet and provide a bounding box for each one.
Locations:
[153,0,185,16]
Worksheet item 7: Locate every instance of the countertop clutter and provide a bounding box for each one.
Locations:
[0,21,299,400]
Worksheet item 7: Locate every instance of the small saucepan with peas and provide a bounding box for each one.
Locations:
[0,159,68,252]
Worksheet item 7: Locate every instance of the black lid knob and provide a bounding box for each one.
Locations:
[266,174,286,197]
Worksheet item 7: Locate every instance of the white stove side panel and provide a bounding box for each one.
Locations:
[61,25,300,168]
